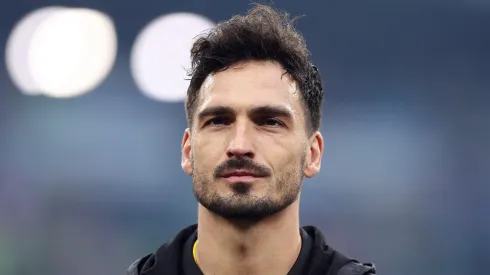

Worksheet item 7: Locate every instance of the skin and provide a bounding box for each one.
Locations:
[181,60,324,275]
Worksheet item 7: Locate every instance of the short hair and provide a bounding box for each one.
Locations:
[185,4,323,135]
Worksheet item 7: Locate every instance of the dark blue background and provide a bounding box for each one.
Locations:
[0,1,488,274]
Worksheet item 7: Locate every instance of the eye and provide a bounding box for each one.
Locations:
[259,118,284,128]
[204,117,231,127]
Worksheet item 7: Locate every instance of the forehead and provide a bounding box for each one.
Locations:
[197,61,303,114]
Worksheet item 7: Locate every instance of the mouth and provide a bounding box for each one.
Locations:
[220,170,265,183]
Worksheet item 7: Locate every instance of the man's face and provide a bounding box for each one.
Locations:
[181,60,323,221]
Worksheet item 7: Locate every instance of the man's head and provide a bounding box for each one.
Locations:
[181,5,324,222]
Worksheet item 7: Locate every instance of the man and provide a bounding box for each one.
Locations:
[128,4,376,275]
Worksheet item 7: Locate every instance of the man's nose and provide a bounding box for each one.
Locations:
[225,121,255,159]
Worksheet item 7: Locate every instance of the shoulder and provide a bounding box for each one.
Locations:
[126,224,198,275]
[337,262,376,275]
[301,226,376,275]
[126,254,152,275]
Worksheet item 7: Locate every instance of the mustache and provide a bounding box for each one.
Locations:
[214,158,271,178]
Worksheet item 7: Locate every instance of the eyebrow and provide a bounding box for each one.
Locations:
[249,105,293,119]
[197,106,235,122]
[197,105,294,122]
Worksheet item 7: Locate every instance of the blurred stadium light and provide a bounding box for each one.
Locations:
[5,6,65,95]
[130,12,216,102]
[5,7,117,98]
[6,8,215,102]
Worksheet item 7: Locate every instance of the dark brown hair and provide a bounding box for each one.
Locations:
[186,4,323,134]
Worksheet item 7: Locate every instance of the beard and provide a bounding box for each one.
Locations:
[191,155,305,222]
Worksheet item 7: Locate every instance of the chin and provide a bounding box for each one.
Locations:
[228,181,254,194]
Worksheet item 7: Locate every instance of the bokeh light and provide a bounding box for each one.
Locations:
[130,12,216,102]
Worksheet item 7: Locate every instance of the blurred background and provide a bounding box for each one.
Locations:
[0,0,489,274]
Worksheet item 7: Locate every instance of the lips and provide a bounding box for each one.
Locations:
[220,169,266,183]
[221,170,263,178]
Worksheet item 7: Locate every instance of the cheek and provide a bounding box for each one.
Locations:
[192,138,224,171]
[269,146,305,173]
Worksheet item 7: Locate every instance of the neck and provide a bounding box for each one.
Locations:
[195,200,302,275]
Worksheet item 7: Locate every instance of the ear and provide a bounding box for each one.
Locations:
[304,131,324,178]
[181,128,192,175]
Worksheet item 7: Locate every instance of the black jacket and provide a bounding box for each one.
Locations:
[127,224,376,275]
